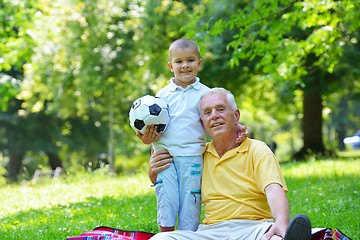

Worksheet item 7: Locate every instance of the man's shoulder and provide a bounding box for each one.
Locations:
[249,138,267,146]
[247,139,272,152]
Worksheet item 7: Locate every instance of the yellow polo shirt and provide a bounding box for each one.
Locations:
[202,138,288,225]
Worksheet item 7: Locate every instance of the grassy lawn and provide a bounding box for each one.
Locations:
[0,157,359,240]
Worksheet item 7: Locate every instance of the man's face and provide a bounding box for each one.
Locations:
[168,47,202,89]
[199,92,240,139]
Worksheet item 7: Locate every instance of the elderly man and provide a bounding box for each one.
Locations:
[149,88,312,240]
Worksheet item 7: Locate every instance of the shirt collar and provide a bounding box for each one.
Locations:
[169,77,201,91]
[206,138,251,160]
[236,138,251,153]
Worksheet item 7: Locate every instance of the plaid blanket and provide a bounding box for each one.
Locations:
[66,226,154,240]
[67,226,352,240]
[311,228,352,240]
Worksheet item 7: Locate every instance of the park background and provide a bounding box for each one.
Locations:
[0,0,359,239]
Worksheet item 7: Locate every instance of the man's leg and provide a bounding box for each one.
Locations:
[260,214,311,240]
[269,236,282,240]
[150,222,229,240]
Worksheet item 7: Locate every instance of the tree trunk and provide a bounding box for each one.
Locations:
[7,148,25,182]
[46,152,63,170]
[6,118,26,182]
[336,123,346,151]
[294,89,325,160]
[303,89,325,152]
[108,87,115,171]
[335,97,348,151]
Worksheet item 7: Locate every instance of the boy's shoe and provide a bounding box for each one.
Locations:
[284,214,312,240]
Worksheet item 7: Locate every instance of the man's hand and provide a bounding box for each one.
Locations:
[260,221,288,240]
[261,184,290,240]
[136,125,162,144]
[148,149,173,184]
[236,124,249,144]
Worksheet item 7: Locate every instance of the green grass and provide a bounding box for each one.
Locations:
[0,158,359,240]
[283,158,360,239]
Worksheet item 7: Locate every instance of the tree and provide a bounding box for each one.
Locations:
[20,0,200,164]
[19,0,146,169]
[0,0,36,110]
[0,0,39,181]
[0,0,104,181]
[186,0,360,158]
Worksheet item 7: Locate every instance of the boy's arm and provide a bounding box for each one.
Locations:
[136,125,162,144]
[236,124,249,144]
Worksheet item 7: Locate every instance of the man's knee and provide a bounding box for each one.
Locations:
[260,234,282,240]
[150,232,177,240]
[269,235,282,240]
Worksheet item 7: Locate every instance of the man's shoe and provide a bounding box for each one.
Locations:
[284,214,312,240]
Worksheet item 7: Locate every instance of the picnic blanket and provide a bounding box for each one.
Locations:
[66,226,154,240]
[312,228,352,240]
[67,226,352,240]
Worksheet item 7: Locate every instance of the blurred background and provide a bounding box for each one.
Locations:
[1,0,359,183]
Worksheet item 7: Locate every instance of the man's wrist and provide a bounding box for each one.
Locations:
[275,216,290,228]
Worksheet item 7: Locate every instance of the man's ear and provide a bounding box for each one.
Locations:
[168,62,174,72]
[235,109,240,123]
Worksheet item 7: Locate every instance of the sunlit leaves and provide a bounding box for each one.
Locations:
[0,0,36,71]
[0,74,21,111]
[200,0,360,86]
[20,0,144,119]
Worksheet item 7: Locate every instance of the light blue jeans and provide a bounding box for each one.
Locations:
[154,155,203,231]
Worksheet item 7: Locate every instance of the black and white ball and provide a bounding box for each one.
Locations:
[129,95,170,134]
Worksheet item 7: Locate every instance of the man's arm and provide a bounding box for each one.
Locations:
[262,183,290,240]
[148,148,173,184]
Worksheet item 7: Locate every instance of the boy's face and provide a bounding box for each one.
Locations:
[168,47,202,88]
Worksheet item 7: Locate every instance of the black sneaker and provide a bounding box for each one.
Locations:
[284,214,312,240]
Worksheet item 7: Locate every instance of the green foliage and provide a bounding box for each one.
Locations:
[20,0,140,117]
[191,0,360,92]
[183,0,360,156]
[0,74,21,111]
[0,158,359,239]
[0,154,7,186]
[0,0,201,181]
[0,0,36,72]
[15,0,198,160]
[114,153,150,174]
[0,0,36,111]
[1,0,360,180]
[19,0,195,119]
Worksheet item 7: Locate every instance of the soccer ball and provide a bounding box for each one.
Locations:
[129,95,170,135]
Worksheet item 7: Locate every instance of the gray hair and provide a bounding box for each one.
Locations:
[198,87,238,113]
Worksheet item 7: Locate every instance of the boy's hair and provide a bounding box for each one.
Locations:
[169,38,201,61]
[198,87,238,115]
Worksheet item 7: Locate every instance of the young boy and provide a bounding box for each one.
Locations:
[136,38,246,232]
